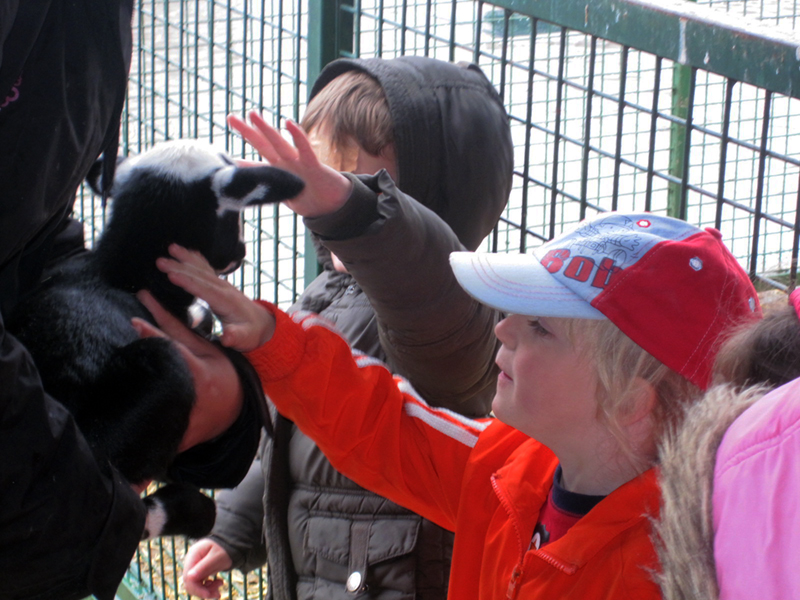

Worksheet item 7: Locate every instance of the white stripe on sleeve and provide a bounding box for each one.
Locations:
[298,316,492,449]
[397,380,490,448]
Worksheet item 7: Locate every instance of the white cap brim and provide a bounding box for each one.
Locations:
[450,251,606,319]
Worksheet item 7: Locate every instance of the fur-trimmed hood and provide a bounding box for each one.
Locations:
[654,384,766,600]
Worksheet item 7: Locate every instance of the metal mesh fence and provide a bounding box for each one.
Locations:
[68,0,800,598]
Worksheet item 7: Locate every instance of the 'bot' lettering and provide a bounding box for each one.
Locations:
[540,249,622,290]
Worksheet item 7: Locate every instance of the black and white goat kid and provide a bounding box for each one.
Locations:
[8,140,303,539]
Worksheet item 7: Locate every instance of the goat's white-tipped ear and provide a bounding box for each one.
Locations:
[212,165,305,214]
[86,157,107,196]
[86,154,127,197]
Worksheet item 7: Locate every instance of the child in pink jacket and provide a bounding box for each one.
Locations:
[713,376,800,599]
[656,291,800,600]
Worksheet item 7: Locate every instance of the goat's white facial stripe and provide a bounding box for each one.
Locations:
[212,166,235,213]
[216,184,270,215]
[212,167,270,214]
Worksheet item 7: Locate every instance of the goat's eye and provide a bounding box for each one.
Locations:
[218,153,235,166]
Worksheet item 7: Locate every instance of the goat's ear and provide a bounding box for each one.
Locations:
[85,154,127,196]
[86,157,106,195]
[212,166,305,212]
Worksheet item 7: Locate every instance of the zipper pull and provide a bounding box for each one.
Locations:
[506,564,523,599]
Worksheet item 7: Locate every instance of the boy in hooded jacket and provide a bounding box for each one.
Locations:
[147,205,760,599]
[181,57,513,599]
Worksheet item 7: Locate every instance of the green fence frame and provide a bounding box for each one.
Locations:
[72,0,800,598]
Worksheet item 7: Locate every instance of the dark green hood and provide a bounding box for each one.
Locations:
[310,56,513,251]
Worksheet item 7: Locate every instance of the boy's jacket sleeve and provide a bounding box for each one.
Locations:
[304,172,501,418]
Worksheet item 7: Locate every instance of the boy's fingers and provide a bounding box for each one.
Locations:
[163,246,219,282]
[156,246,227,299]
[286,120,320,165]
[248,112,298,163]
[228,113,261,142]
[219,325,250,349]
[227,114,257,149]
[234,158,264,168]
[228,114,280,164]
[145,243,269,351]
[226,113,247,137]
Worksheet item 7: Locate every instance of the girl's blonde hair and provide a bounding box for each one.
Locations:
[566,318,702,459]
[301,70,393,157]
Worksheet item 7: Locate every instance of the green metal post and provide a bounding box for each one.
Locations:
[666,0,695,219]
[307,0,350,87]
[667,62,691,218]
[303,0,354,287]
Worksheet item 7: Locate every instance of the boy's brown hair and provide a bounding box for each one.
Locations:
[301,70,393,157]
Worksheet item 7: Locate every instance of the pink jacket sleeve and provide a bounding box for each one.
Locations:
[245,302,492,531]
[713,376,800,600]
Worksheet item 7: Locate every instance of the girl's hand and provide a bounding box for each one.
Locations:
[227,112,353,217]
[153,244,276,353]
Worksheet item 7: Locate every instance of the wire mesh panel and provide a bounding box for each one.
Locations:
[338,0,800,288]
[701,0,800,28]
[74,0,309,311]
[108,2,309,598]
[66,0,800,598]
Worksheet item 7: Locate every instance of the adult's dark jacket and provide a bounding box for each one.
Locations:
[0,3,262,598]
[0,3,143,599]
[208,57,514,600]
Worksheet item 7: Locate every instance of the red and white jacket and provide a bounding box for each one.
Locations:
[246,304,662,599]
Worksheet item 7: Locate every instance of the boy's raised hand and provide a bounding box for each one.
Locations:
[228,112,353,217]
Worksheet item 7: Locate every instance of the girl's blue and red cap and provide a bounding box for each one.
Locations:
[450,212,762,390]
